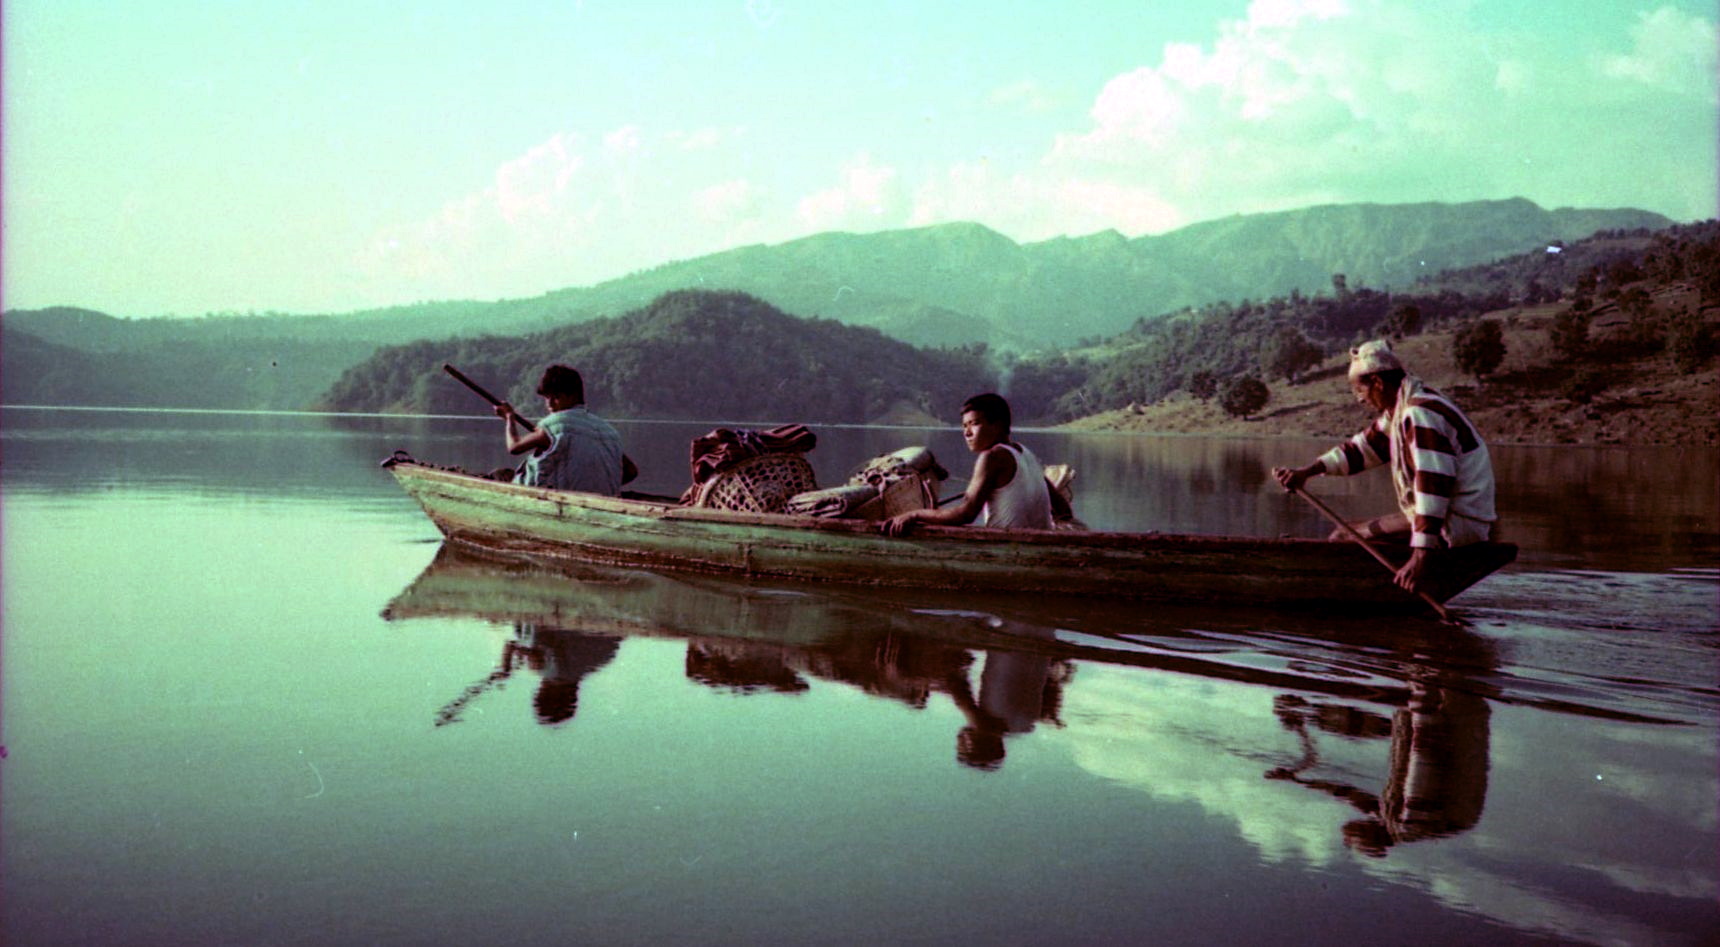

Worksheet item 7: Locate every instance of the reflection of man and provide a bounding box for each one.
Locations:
[512,625,622,726]
[1267,681,1490,856]
[940,626,1070,771]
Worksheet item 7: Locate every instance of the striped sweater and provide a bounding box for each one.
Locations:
[1317,376,1496,549]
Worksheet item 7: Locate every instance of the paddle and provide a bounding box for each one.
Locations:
[443,363,535,431]
[1290,486,1458,624]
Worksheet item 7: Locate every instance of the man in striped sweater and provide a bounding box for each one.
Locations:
[1273,340,1497,596]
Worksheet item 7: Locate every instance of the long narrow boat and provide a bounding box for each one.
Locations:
[382,456,1516,611]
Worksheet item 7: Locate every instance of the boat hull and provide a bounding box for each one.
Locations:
[385,460,1516,610]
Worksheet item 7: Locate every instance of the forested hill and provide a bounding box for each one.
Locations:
[318,290,993,425]
[0,310,382,412]
[326,216,1718,428]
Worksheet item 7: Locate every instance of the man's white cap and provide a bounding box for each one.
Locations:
[1348,339,1403,379]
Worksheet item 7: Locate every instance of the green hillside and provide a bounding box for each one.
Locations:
[319,290,994,425]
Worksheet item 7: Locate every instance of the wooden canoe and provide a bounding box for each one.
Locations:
[382,457,1517,610]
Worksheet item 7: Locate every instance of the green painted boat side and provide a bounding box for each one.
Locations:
[385,460,1517,609]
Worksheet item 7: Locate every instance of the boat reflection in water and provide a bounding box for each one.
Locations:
[381,546,1718,942]
[388,546,1092,771]
[385,544,1504,787]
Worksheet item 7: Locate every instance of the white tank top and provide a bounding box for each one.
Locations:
[980,443,1052,530]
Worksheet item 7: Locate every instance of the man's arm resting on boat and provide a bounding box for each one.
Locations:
[882,446,1013,536]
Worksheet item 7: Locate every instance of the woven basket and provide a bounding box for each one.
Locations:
[851,472,940,520]
[693,452,819,513]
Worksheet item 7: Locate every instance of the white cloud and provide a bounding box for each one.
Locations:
[694,178,762,223]
[795,154,910,231]
[988,79,1060,115]
[909,162,1183,241]
[669,127,733,151]
[361,126,696,298]
[603,124,643,155]
[1602,6,1719,100]
[919,0,1720,240]
[357,0,1717,305]
[493,132,584,224]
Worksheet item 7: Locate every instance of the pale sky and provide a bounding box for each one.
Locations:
[4,0,1715,317]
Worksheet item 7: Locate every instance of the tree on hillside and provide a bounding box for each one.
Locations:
[1644,247,1685,283]
[1606,259,1646,287]
[1452,319,1506,384]
[1384,303,1422,339]
[1693,237,1720,305]
[1261,327,1323,384]
[1519,279,1559,306]
[1618,286,1663,349]
[1550,300,1592,361]
[1187,370,1218,402]
[1219,375,1270,419]
[1005,353,1090,423]
[1668,316,1715,373]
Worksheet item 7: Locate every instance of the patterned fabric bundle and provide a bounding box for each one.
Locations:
[687,424,818,486]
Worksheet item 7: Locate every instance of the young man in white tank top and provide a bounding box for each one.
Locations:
[883,393,1055,536]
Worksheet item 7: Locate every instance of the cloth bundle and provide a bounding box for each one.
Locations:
[850,446,948,489]
[784,483,881,517]
[783,446,947,519]
[687,424,818,486]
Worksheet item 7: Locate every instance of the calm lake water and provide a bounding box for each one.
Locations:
[2,407,1715,946]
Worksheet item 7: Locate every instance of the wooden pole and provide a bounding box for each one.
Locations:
[1292,486,1457,623]
[443,364,535,431]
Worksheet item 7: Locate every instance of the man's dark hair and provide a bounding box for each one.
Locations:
[537,364,585,403]
[961,392,1011,432]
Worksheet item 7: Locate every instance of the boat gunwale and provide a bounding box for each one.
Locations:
[387,459,1342,552]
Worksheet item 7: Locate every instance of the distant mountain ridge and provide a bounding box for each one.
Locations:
[504,198,1669,350]
[1,198,1678,412]
[7,197,1671,353]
